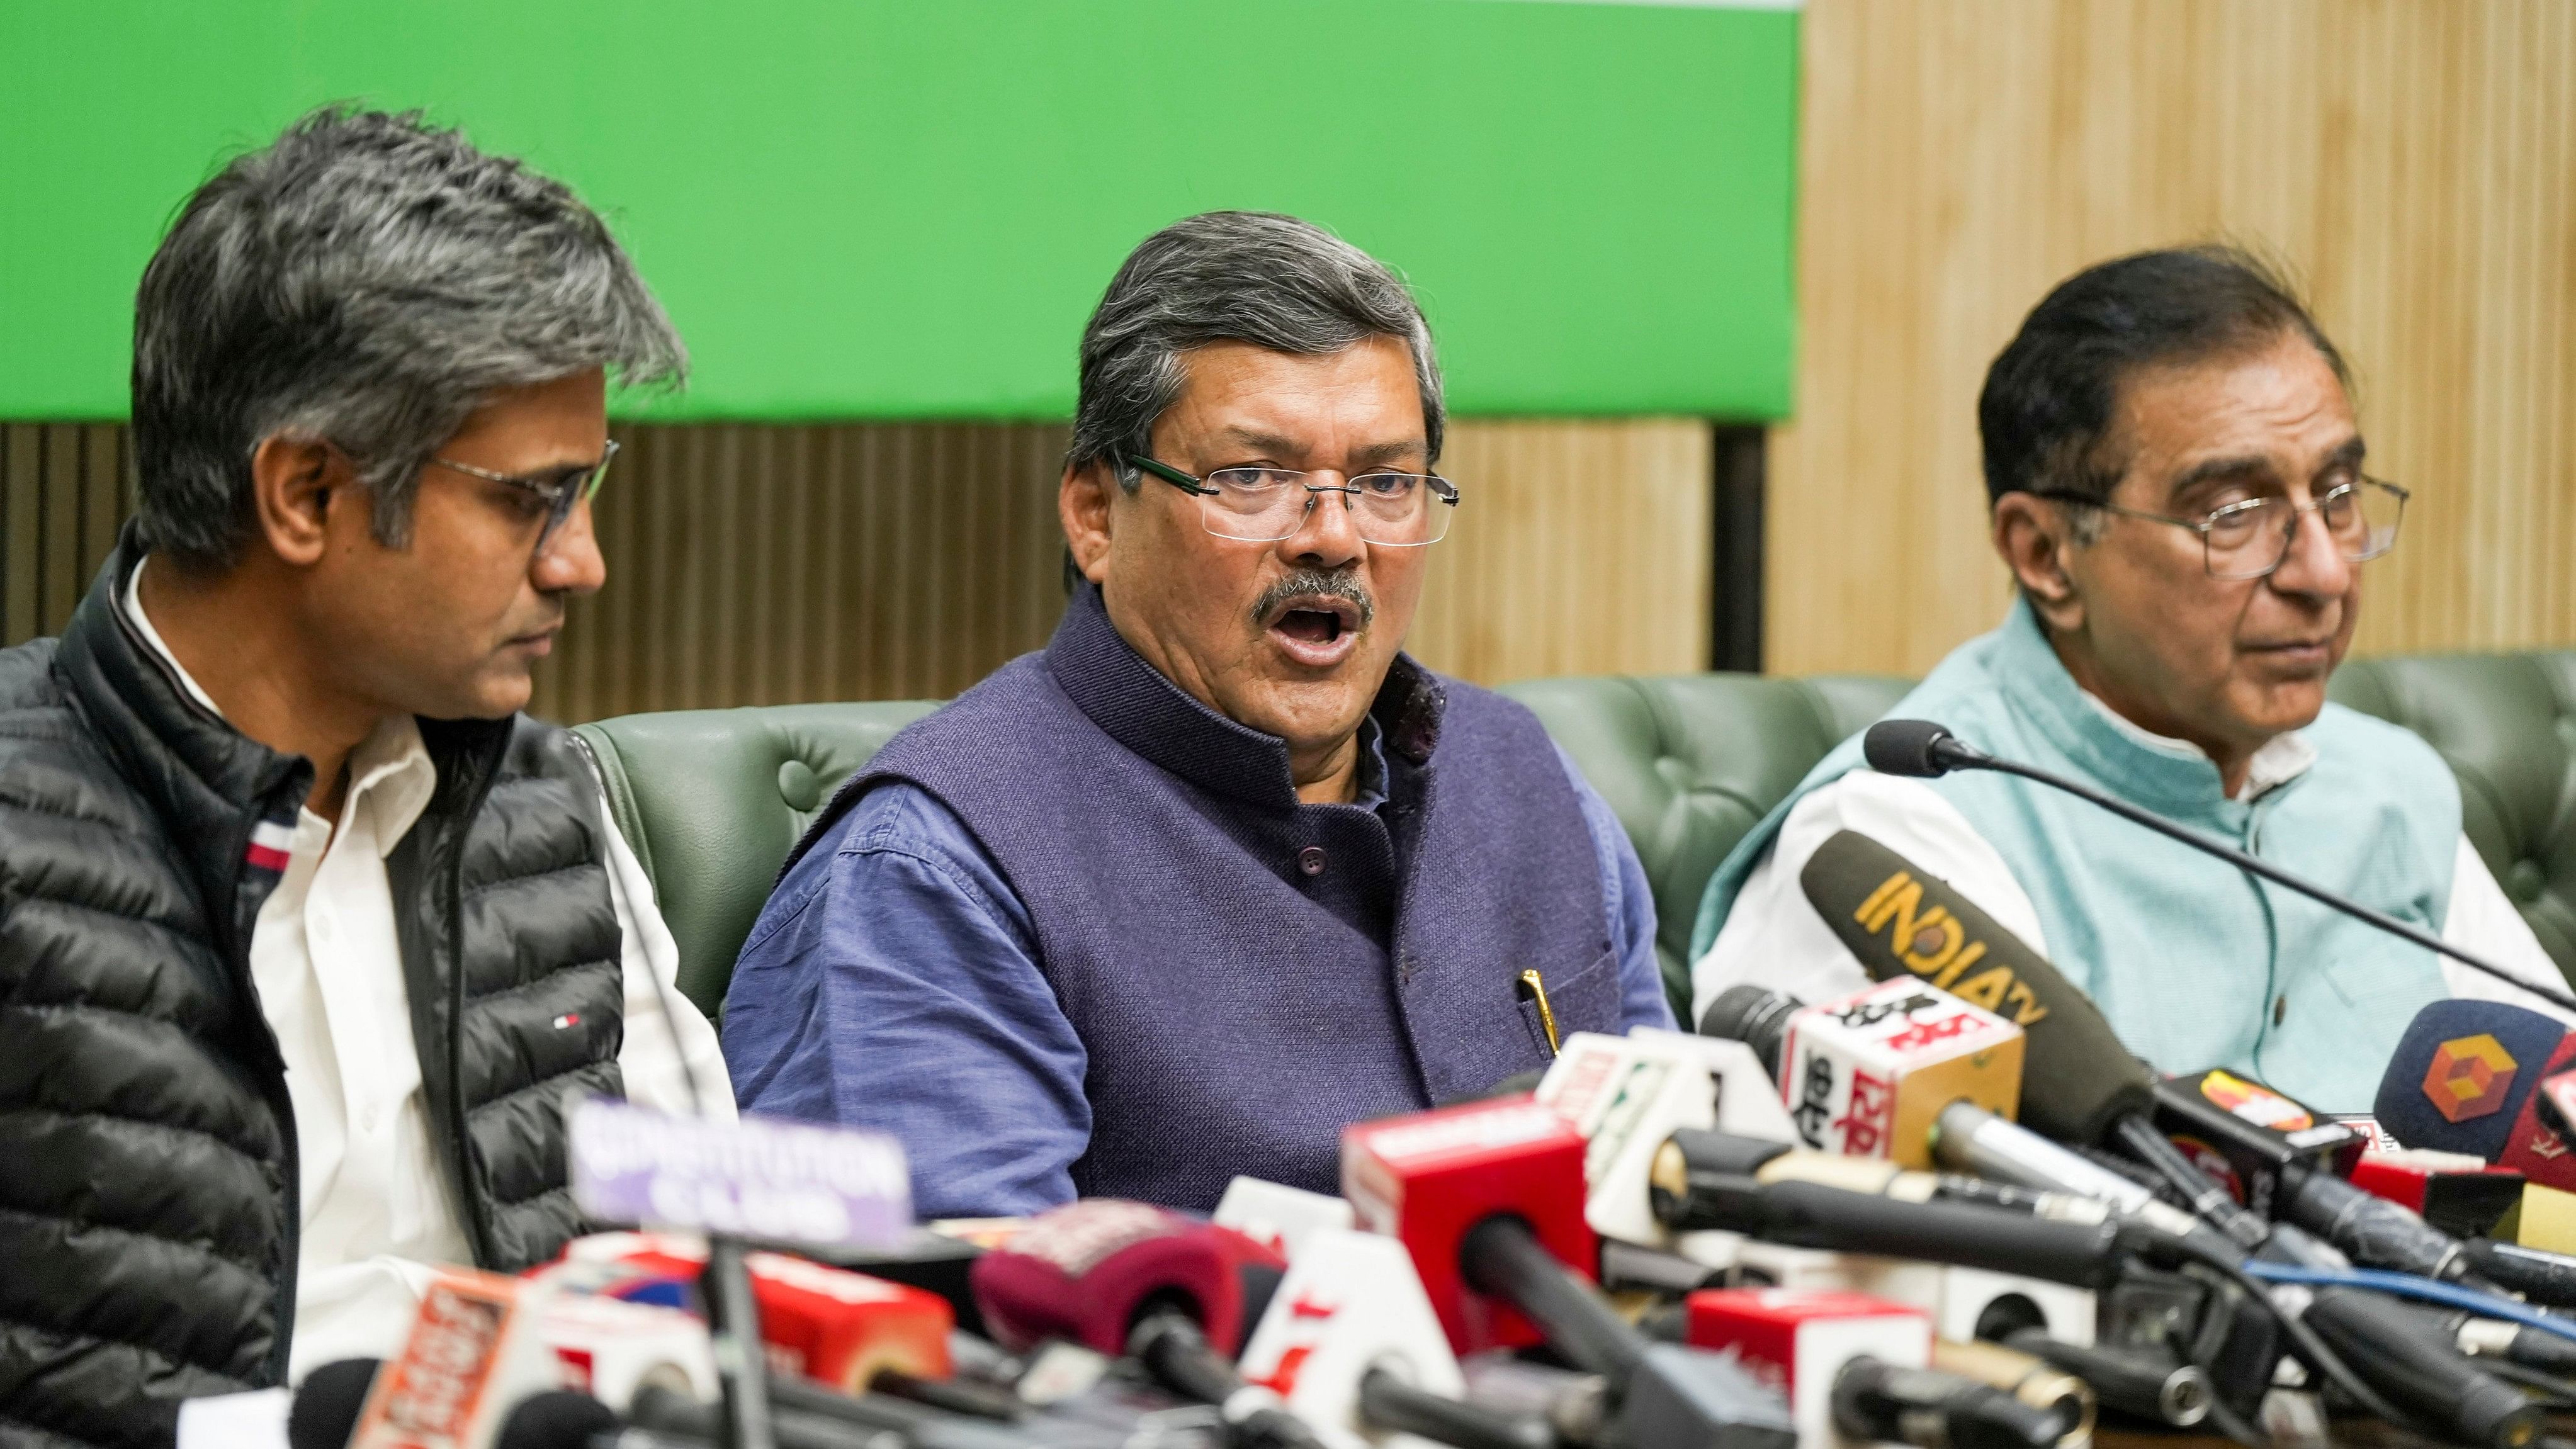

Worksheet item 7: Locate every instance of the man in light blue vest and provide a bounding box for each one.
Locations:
[1694,247,2567,1112]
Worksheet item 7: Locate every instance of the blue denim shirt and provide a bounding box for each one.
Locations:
[722,730,1671,1217]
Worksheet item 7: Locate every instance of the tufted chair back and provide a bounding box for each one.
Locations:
[2329,652,2576,975]
[1496,673,1914,1008]
[574,701,939,1014]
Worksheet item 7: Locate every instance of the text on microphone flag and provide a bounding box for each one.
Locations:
[568,1098,910,1251]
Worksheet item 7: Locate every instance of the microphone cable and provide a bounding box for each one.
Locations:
[2157,1231,2415,1431]
[1863,720,2576,1013]
[2239,1262,2576,1349]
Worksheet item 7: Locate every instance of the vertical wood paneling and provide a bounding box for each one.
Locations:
[1409,419,1713,684]
[1774,0,2576,675]
[0,423,131,644]
[524,422,1071,721]
[4,417,1709,715]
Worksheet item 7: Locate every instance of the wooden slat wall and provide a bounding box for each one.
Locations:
[1410,419,1712,684]
[0,424,132,643]
[3,417,1712,719]
[529,423,1074,721]
[1772,0,2576,676]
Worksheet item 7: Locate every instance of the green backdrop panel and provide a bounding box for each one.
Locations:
[0,1,1797,422]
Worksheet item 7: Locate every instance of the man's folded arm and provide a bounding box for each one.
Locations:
[720,784,1091,1219]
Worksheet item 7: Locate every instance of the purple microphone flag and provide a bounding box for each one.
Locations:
[570,1098,912,1250]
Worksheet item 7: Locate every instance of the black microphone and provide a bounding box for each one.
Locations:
[1697,984,1802,1077]
[1994,1331,2211,1429]
[2292,1290,2543,1449]
[1794,830,2151,1144]
[496,1392,645,1449]
[288,1359,381,1449]
[1831,1357,2073,1449]
[1859,719,2576,1013]
[1662,1173,2128,1288]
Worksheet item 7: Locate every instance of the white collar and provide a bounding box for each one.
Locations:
[2077,688,2319,801]
[123,558,438,854]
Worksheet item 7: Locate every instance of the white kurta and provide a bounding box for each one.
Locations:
[1695,698,2572,1035]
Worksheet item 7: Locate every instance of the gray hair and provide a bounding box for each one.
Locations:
[1068,211,1443,487]
[131,105,687,569]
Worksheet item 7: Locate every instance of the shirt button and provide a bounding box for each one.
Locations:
[1297,846,1328,877]
[2274,995,2288,1027]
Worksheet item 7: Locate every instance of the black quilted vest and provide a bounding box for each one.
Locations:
[0,538,626,1449]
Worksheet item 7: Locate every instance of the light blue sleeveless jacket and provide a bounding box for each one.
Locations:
[1691,600,2460,1111]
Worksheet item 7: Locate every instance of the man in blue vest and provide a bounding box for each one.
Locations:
[723,212,1672,1214]
[1693,247,2567,1112]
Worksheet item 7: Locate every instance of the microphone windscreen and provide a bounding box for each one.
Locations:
[495,1391,618,1449]
[968,1199,1284,1357]
[1698,985,1802,1079]
[2373,998,2569,1161]
[1798,831,2150,1144]
[288,1359,380,1449]
[1863,721,1956,779]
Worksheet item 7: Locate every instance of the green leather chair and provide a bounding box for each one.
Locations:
[2327,653,2576,971]
[575,701,939,1015]
[573,651,2576,1022]
[1494,674,1912,1006]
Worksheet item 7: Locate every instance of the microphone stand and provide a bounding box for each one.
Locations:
[703,1237,779,1449]
[1887,724,2576,1015]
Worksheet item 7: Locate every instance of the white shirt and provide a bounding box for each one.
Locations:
[124,565,731,1381]
[1695,696,2573,1032]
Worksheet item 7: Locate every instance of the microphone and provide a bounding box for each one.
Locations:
[1212,1176,1357,1263]
[2376,999,2576,1200]
[1658,1172,2128,1290]
[1341,1095,1797,1448]
[1794,832,2150,1144]
[1698,986,1802,1076]
[348,1268,562,1449]
[1926,1338,2095,1448]
[1235,1226,1551,1449]
[1830,1358,2077,1449]
[289,1360,381,1449]
[1859,720,2576,1013]
[2289,1289,2543,1449]
[964,1199,1313,1449]
[966,1200,1284,1358]
[1772,979,2025,1168]
[495,1392,626,1449]
[1535,1027,1805,1248]
[558,1234,954,1398]
[2347,1151,2525,1241]
[1993,1331,2211,1429]
[1680,1288,1933,1445]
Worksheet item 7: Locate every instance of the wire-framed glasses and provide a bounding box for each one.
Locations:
[427,439,621,558]
[2033,476,2409,580]
[1124,454,1460,546]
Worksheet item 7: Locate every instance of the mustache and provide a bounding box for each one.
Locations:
[1250,570,1376,629]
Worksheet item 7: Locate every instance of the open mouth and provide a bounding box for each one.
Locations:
[1263,595,1365,667]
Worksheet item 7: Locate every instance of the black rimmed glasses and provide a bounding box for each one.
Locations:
[427,438,620,558]
[2033,476,2409,580]
[1124,454,1460,546]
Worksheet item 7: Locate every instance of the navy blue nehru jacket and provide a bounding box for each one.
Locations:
[720,585,1671,1217]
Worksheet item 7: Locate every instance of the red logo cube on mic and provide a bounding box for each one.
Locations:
[1340,1095,1595,1355]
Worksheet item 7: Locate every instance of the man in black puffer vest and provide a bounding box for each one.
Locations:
[0,110,727,1448]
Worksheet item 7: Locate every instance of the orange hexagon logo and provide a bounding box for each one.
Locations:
[2423,1034,2519,1123]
